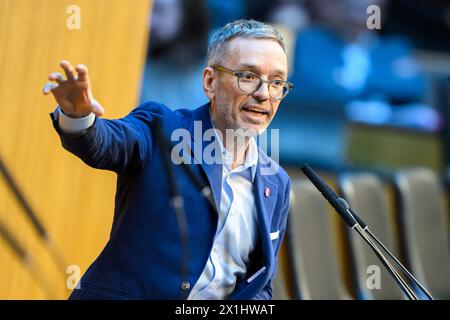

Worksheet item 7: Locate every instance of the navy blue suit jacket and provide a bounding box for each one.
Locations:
[51,102,291,300]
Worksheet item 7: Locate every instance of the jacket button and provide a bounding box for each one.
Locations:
[181,281,191,291]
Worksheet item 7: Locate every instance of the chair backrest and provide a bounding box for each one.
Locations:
[394,168,450,299]
[272,271,289,300]
[339,173,406,299]
[272,241,291,300]
[289,180,352,299]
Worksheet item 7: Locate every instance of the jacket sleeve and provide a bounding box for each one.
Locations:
[252,179,291,300]
[50,102,164,174]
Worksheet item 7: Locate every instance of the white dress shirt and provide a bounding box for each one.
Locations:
[187,126,259,299]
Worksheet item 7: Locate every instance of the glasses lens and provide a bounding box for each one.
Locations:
[237,71,291,100]
[269,81,283,100]
[269,81,290,100]
[237,73,261,94]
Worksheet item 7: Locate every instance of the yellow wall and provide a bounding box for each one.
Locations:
[0,0,152,299]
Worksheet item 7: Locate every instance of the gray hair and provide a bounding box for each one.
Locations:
[206,19,286,66]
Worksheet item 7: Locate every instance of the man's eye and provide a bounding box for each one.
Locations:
[271,80,284,87]
[240,73,257,81]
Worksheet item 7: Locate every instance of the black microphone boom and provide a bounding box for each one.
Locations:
[301,164,358,228]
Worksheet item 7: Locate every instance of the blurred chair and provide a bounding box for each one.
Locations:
[271,240,291,300]
[289,180,352,299]
[339,173,406,299]
[272,271,289,300]
[393,168,450,299]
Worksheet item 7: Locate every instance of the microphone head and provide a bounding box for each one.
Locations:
[337,197,350,210]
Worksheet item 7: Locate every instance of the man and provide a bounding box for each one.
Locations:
[43,19,293,300]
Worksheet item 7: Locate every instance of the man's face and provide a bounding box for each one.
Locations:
[206,38,288,135]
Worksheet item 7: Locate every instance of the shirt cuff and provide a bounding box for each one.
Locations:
[56,107,96,133]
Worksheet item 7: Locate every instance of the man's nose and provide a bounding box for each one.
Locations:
[252,81,270,101]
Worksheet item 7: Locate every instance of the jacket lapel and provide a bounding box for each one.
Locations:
[188,103,222,211]
[228,157,279,299]
[253,157,279,273]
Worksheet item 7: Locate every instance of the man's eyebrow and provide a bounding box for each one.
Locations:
[236,63,286,78]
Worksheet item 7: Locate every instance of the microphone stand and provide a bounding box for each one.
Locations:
[301,164,433,300]
[339,199,419,300]
[346,207,434,300]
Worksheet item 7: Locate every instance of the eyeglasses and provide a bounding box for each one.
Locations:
[212,65,294,100]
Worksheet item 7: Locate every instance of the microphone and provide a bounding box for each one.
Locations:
[301,164,358,228]
[301,164,424,300]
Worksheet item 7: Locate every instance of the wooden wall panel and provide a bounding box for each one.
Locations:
[0,0,152,299]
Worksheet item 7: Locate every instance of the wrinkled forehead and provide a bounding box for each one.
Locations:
[223,37,288,77]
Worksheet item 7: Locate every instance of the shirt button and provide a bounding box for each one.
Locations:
[181,281,191,291]
[211,283,217,289]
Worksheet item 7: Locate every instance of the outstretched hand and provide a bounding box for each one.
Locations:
[43,60,104,118]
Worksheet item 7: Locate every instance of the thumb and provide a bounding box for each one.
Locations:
[90,98,105,117]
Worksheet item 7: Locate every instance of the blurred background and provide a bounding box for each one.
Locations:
[0,0,449,299]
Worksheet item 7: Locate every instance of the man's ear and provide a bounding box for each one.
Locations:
[202,67,216,101]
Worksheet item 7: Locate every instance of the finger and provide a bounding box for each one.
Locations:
[42,82,58,95]
[60,60,76,81]
[48,72,65,84]
[90,99,105,117]
[75,64,89,82]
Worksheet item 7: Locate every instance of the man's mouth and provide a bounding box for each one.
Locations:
[241,106,269,116]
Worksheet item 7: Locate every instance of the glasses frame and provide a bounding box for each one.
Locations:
[211,65,294,100]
